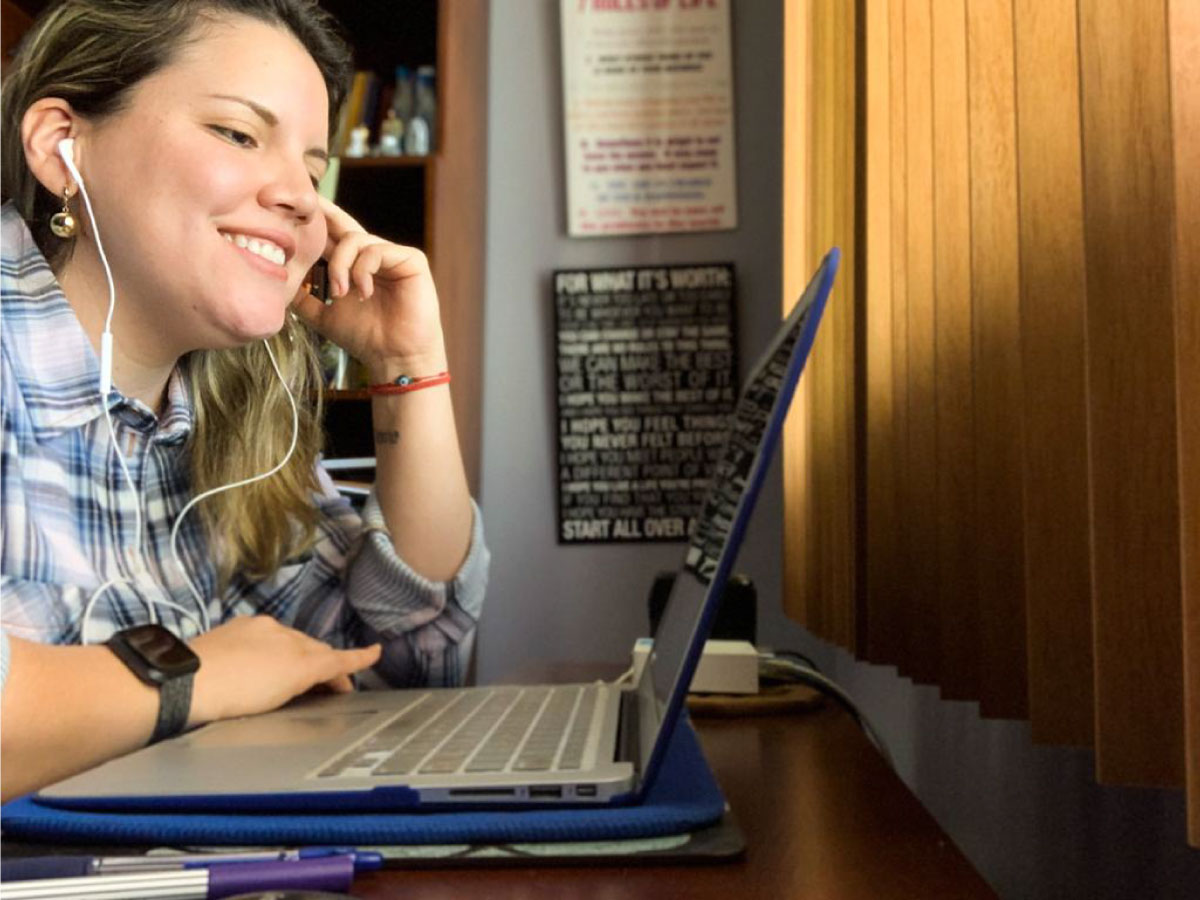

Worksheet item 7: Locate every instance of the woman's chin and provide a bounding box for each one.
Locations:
[215,310,289,347]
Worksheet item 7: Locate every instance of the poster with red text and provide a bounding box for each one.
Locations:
[561,0,738,237]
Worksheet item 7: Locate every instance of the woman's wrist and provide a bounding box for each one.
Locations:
[366,344,449,386]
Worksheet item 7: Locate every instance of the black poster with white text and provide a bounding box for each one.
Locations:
[554,263,737,544]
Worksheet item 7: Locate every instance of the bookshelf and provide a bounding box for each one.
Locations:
[319,0,488,493]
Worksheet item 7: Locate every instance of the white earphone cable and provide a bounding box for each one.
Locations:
[66,139,161,644]
[169,339,300,632]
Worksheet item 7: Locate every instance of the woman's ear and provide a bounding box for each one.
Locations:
[21,97,82,196]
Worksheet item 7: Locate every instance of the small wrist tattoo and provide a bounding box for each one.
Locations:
[374,429,401,445]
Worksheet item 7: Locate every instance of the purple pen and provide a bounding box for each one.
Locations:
[1,848,382,881]
[0,854,357,900]
[207,855,356,898]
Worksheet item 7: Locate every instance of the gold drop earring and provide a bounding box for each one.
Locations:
[49,186,77,238]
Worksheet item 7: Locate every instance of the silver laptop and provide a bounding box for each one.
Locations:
[38,250,840,812]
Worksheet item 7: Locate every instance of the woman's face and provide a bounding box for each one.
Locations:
[71,15,330,354]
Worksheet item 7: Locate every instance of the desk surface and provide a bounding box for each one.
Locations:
[354,699,998,899]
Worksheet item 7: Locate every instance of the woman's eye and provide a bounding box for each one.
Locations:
[211,126,256,148]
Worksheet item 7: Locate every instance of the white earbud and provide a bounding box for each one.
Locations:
[57,137,75,167]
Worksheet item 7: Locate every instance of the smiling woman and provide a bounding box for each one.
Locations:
[0,0,487,800]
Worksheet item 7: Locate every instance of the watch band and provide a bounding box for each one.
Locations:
[151,670,195,744]
[105,624,201,745]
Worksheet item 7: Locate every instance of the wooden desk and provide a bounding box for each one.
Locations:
[354,702,997,899]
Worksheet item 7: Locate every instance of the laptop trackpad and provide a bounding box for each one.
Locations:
[188,712,375,748]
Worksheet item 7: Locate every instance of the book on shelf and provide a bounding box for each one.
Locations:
[333,66,437,159]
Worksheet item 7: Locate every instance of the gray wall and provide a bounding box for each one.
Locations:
[479,2,1200,898]
[479,0,791,680]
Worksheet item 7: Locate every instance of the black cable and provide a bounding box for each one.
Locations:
[770,648,822,673]
[758,654,894,768]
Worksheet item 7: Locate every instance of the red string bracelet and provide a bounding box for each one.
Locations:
[367,371,452,396]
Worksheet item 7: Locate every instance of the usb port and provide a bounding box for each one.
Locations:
[575,784,598,797]
[529,786,563,799]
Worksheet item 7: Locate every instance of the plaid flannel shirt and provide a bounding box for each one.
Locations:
[0,202,488,689]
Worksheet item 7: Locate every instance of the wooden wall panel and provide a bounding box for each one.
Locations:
[808,0,837,641]
[930,0,977,701]
[787,0,1199,844]
[0,0,33,77]
[781,0,815,635]
[1012,0,1094,746]
[831,0,857,649]
[899,0,938,684]
[862,0,898,665]
[965,0,1027,719]
[1078,0,1184,786]
[883,0,912,671]
[432,0,489,494]
[795,0,859,649]
[1168,0,1199,837]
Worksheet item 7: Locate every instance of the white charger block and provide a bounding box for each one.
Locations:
[631,638,759,695]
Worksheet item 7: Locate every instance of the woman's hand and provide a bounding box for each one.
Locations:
[186,616,381,726]
[290,196,447,379]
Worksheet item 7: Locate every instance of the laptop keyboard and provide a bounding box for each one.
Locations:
[318,685,600,779]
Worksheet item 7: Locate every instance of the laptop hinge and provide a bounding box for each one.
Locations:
[615,689,641,767]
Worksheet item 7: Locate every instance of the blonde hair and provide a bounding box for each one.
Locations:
[1,0,352,586]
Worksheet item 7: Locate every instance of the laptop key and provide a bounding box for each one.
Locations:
[317,693,443,777]
[463,688,550,772]
[418,689,521,774]
[375,692,491,776]
[557,685,599,770]
[513,686,581,772]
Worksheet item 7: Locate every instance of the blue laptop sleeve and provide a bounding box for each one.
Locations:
[0,718,724,846]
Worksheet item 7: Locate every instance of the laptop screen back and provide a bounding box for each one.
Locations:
[634,249,840,784]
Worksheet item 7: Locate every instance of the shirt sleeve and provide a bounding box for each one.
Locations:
[228,466,490,689]
[0,629,9,693]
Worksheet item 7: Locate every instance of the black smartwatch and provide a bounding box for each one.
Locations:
[106,624,201,744]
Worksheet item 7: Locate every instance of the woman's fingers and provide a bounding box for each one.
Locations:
[325,231,387,298]
[323,642,382,680]
[188,617,382,723]
[348,242,389,299]
[321,674,357,694]
[317,194,366,240]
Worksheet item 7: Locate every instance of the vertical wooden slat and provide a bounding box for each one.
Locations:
[809,0,837,640]
[432,0,489,494]
[884,0,912,672]
[782,0,814,631]
[1170,0,1200,848]
[930,0,978,701]
[863,0,898,665]
[1169,0,1200,846]
[1011,0,1094,746]
[965,0,1027,719]
[799,0,858,649]
[816,0,839,641]
[898,0,938,684]
[833,0,858,648]
[1078,0,1184,786]
[0,0,33,76]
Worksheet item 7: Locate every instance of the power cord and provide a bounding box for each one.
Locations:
[770,648,822,673]
[759,652,895,769]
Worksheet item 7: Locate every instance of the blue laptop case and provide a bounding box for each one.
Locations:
[0,717,722,846]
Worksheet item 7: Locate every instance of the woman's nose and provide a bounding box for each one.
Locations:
[260,161,319,222]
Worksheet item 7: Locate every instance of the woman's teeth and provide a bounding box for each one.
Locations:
[223,232,285,266]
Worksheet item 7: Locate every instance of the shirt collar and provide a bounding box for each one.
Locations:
[1,202,194,444]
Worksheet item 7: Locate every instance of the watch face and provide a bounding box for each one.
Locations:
[123,624,200,675]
